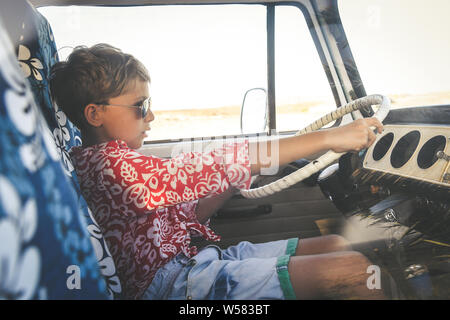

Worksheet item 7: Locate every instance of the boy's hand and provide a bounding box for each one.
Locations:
[326,118,384,153]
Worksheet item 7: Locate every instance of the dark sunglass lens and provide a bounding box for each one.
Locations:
[141,99,150,118]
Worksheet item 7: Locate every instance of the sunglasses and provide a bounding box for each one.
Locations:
[97,97,152,118]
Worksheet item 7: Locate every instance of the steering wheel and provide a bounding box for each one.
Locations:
[240,94,391,199]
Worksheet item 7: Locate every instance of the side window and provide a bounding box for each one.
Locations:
[274,6,336,132]
[38,5,267,142]
[39,5,336,140]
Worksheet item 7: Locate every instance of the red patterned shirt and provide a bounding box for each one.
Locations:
[70,139,252,299]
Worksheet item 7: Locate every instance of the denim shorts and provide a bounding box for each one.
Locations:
[142,238,299,300]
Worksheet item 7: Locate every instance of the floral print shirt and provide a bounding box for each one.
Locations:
[70,139,252,299]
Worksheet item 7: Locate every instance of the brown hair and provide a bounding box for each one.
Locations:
[49,43,150,129]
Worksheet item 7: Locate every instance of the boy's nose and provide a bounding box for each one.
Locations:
[145,109,155,122]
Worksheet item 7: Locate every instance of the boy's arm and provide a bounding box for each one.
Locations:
[249,117,383,175]
[193,117,383,223]
[195,186,237,224]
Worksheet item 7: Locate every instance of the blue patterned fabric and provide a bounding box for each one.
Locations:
[0,1,120,299]
[12,3,121,299]
[0,18,108,300]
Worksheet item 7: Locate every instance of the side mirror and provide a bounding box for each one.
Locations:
[240,88,268,134]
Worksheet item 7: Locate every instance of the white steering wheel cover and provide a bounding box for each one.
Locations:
[240,94,391,199]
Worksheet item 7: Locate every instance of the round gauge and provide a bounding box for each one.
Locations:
[417,135,446,169]
[372,132,394,161]
[390,130,421,168]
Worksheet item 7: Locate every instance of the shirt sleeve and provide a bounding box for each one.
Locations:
[101,139,252,211]
[175,200,201,224]
[174,200,214,236]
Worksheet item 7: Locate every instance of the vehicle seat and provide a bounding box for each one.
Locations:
[0,0,121,299]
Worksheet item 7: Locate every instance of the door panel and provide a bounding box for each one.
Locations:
[195,182,345,249]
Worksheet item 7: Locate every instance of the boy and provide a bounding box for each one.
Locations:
[50,43,386,300]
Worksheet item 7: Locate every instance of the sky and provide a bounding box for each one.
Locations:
[38,0,450,110]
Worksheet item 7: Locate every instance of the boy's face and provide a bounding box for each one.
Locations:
[99,79,154,149]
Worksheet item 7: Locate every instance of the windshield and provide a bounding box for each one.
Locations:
[339,0,450,109]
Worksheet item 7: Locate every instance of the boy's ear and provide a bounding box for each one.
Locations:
[84,104,104,127]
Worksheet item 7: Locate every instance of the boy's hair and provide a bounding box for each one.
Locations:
[49,43,150,130]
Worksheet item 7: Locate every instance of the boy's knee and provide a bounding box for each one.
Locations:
[340,251,374,275]
[320,250,372,276]
[349,251,371,265]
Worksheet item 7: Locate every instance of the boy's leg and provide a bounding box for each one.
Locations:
[295,234,353,256]
[220,238,298,261]
[220,234,352,261]
[287,250,386,299]
[293,235,404,299]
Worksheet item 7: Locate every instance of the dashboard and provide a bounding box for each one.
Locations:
[318,110,450,242]
[363,124,449,189]
[314,106,450,299]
